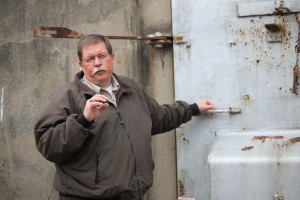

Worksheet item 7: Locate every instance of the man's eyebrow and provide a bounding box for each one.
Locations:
[85,52,108,57]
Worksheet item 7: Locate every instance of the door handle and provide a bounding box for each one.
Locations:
[205,107,241,114]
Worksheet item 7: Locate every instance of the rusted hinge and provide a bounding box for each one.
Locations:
[33,26,185,48]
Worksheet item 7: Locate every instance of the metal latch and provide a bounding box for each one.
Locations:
[205,107,241,114]
[33,26,185,48]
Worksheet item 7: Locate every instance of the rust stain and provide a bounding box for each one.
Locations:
[178,180,186,197]
[182,137,190,144]
[174,36,184,44]
[241,146,254,151]
[265,23,280,32]
[34,26,174,44]
[252,136,284,142]
[242,94,251,103]
[243,94,250,100]
[281,137,300,148]
[34,26,83,39]
[229,42,236,47]
[239,29,246,36]
[289,137,300,144]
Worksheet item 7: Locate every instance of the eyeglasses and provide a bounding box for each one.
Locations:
[82,53,110,64]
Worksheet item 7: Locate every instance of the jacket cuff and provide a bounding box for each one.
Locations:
[189,103,200,116]
[76,113,93,128]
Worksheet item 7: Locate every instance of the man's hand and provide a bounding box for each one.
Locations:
[84,94,109,122]
[197,99,215,114]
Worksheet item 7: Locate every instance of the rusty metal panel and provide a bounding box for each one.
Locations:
[208,130,300,200]
[172,0,300,199]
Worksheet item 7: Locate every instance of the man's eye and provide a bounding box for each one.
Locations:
[98,55,107,60]
[87,58,95,63]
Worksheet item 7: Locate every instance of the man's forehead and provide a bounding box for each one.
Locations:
[82,42,107,53]
[82,41,105,49]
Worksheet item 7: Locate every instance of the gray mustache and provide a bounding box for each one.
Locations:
[92,67,107,75]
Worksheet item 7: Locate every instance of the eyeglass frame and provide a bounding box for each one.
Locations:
[81,52,111,64]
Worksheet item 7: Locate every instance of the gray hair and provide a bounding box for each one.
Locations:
[77,34,113,61]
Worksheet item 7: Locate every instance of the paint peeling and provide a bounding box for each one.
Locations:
[241,146,254,151]
[281,137,300,148]
[252,136,284,142]
[178,180,186,197]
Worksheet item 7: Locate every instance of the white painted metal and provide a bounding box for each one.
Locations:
[208,130,300,200]
[172,0,300,199]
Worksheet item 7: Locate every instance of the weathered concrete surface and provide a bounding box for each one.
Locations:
[140,1,176,200]
[0,0,175,199]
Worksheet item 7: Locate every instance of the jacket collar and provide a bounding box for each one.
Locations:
[75,71,133,101]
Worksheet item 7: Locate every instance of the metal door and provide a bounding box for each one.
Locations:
[172,0,300,199]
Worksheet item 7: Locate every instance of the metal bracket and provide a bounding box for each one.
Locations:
[33,26,184,48]
[265,23,283,43]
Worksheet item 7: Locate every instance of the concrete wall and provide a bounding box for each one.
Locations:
[0,0,175,200]
[140,1,176,200]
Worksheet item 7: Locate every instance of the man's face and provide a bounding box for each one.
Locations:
[79,42,114,88]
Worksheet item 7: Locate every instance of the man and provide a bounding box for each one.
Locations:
[34,35,215,200]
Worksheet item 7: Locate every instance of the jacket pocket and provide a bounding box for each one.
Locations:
[95,153,102,183]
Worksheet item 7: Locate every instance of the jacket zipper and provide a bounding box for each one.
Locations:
[116,107,124,125]
[116,106,142,200]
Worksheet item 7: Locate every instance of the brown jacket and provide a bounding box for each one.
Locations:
[34,71,195,199]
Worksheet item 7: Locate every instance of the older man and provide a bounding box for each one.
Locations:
[34,35,215,200]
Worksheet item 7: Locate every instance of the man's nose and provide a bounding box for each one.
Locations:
[94,56,102,65]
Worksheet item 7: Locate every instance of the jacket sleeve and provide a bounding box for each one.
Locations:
[141,88,193,135]
[34,87,90,164]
